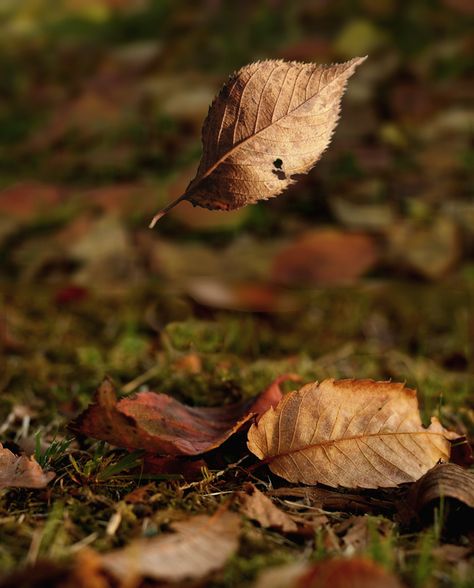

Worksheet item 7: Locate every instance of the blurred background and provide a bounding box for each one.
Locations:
[0,0,473,427]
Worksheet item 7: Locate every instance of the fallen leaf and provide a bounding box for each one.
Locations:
[101,509,240,583]
[143,455,207,482]
[0,443,55,489]
[254,558,404,588]
[0,182,64,220]
[0,550,110,588]
[70,375,291,456]
[237,483,298,533]
[272,229,379,286]
[247,379,457,488]
[387,217,461,280]
[409,463,474,512]
[336,515,394,556]
[269,486,396,514]
[149,57,366,225]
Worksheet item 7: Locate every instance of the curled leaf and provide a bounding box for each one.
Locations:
[101,510,240,583]
[407,463,474,533]
[69,376,289,456]
[248,379,457,488]
[150,57,366,225]
[0,443,55,489]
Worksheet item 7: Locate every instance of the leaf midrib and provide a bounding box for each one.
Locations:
[263,429,448,461]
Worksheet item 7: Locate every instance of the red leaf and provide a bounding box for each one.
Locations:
[69,375,292,456]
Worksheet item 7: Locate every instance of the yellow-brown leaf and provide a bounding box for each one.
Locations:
[247,379,456,488]
[150,57,366,225]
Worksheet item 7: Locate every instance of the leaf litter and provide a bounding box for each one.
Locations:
[1,13,474,584]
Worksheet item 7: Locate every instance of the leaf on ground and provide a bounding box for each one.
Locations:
[272,229,379,286]
[237,483,297,533]
[69,375,292,455]
[0,443,55,489]
[0,182,64,220]
[387,217,461,280]
[409,463,474,514]
[101,510,240,583]
[149,57,366,225]
[270,486,396,514]
[254,558,405,588]
[247,379,458,488]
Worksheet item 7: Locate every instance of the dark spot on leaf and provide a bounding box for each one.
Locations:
[272,169,286,180]
[273,158,283,169]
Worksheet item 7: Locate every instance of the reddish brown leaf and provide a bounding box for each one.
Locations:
[70,375,291,456]
[255,558,405,588]
[0,182,64,220]
[0,443,55,489]
[272,229,379,286]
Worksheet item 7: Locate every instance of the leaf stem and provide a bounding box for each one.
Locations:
[149,194,188,228]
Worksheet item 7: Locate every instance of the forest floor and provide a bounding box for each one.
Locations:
[1,1,473,586]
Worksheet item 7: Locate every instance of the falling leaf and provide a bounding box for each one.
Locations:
[237,483,298,533]
[70,376,290,456]
[0,443,55,489]
[272,229,379,286]
[101,510,240,583]
[149,57,366,226]
[254,558,405,588]
[247,379,457,488]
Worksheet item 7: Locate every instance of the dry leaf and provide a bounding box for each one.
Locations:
[254,558,405,588]
[272,229,379,286]
[149,57,366,226]
[410,463,474,509]
[69,375,289,455]
[269,486,395,514]
[237,483,298,533]
[247,379,457,488]
[101,510,240,583]
[0,443,55,489]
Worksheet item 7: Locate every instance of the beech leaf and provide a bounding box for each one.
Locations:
[101,510,240,583]
[247,379,457,488]
[69,375,290,456]
[149,57,366,226]
[0,443,55,489]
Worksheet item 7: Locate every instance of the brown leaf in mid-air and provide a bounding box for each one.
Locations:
[149,57,366,226]
[248,379,458,488]
[0,443,55,489]
[101,510,240,583]
[69,375,290,456]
